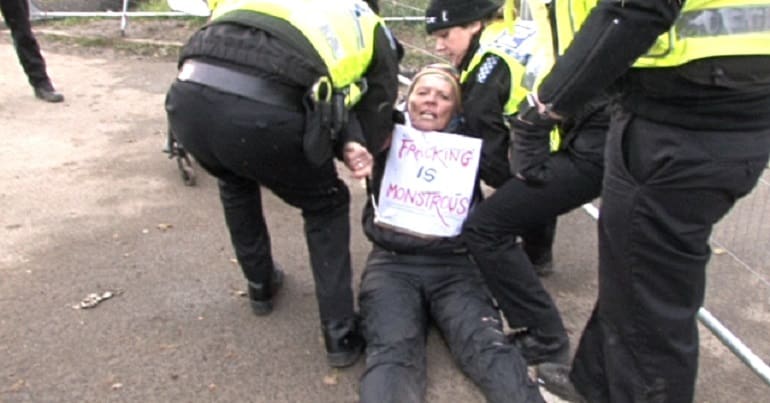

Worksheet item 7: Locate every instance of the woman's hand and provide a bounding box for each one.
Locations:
[342,141,373,179]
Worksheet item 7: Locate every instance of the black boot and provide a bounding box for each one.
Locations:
[34,84,64,103]
[536,363,586,403]
[508,330,570,365]
[530,249,555,277]
[322,316,364,368]
[247,267,284,316]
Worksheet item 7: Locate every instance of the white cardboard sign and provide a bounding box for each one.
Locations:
[375,124,482,237]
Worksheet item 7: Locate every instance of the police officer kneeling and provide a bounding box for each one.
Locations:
[165,0,400,368]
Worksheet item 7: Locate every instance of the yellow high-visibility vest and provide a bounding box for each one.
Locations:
[635,0,770,67]
[552,0,597,55]
[521,0,597,151]
[209,0,382,105]
[461,21,529,116]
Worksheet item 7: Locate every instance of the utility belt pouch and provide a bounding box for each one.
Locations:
[331,92,348,136]
[302,96,334,167]
[303,76,336,166]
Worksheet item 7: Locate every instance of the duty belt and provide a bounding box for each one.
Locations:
[177,60,304,112]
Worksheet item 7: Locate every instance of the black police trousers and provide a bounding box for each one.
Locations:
[570,108,770,403]
[165,80,355,322]
[463,114,606,340]
[1,0,51,88]
[520,217,557,265]
[358,249,545,403]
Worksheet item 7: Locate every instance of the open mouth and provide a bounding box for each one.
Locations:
[418,111,438,120]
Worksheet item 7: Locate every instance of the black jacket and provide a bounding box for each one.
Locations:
[458,36,513,189]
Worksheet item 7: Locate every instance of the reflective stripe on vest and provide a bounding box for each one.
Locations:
[461,21,529,115]
[635,0,770,67]
[210,0,380,105]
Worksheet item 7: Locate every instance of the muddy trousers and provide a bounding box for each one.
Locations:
[165,80,355,322]
[570,108,770,403]
[358,250,544,403]
[0,0,51,88]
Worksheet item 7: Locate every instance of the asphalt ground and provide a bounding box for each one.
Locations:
[2,36,769,402]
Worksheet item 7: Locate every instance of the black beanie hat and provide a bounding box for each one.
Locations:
[425,0,502,34]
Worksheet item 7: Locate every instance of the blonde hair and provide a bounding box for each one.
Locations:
[406,63,463,113]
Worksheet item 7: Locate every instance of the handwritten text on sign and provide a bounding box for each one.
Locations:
[376,124,481,237]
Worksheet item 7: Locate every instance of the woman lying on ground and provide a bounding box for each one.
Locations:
[357,64,544,403]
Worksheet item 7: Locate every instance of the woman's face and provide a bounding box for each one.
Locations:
[431,21,482,67]
[407,74,457,132]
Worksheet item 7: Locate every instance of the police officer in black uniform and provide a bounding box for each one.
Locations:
[424,0,609,367]
[460,0,610,365]
[1,0,64,102]
[164,0,400,368]
[424,0,560,277]
[514,0,770,401]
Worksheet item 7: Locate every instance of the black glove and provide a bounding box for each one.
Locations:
[510,97,557,186]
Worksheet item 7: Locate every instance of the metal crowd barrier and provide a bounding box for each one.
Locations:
[29,0,185,35]
[28,0,424,36]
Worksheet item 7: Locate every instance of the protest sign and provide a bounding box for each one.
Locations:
[375,124,481,237]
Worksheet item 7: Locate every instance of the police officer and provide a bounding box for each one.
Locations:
[424,0,557,277]
[164,0,400,368]
[516,0,770,401]
[457,0,609,366]
[424,0,567,362]
[425,0,609,366]
[1,0,64,102]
